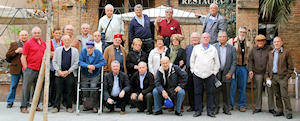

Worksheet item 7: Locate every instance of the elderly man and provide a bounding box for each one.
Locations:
[213,31,236,115]
[77,23,93,50]
[6,30,28,108]
[185,32,200,112]
[20,27,46,113]
[196,3,226,44]
[93,31,108,53]
[265,37,293,119]
[103,34,127,73]
[155,8,182,47]
[152,57,187,116]
[130,61,154,114]
[104,60,130,115]
[229,26,251,112]
[64,25,79,50]
[129,4,154,54]
[52,35,79,113]
[79,41,107,113]
[190,33,220,117]
[98,4,125,45]
[248,35,275,114]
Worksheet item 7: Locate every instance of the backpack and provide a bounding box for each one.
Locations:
[5,41,23,63]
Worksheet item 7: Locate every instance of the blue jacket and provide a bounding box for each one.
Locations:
[129,14,153,43]
[79,48,107,77]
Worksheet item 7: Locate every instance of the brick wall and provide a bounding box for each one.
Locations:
[278,0,300,72]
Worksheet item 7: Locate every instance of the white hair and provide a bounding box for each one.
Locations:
[105,4,114,11]
[81,23,90,29]
[134,4,143,10]
[190,32,200,38]
[138,61,147,67]
[31,26,41,34]
[111,60,120,68]
[19,30,28,36]
[64,24,74,31]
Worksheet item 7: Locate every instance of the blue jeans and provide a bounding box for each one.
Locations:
[230,66,248,108]
[7,73,22,104]
[153,88,185,112]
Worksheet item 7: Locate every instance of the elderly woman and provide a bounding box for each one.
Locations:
[148,36,170,77]
[169,34,185,68]
[126,38,148,78]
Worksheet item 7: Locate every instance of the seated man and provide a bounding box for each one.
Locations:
[152,57,187,116]
[52,35,79,113]
[79,41,107,113]
[130,61,154,115]
[103,60,131,115]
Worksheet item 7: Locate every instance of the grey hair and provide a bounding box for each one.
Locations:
[19,30,28,36]
[218,31,227,37]
[210,3,219,9]
[31,26,41,34]
[111,60,120,68]
[64,24,74,31]
[165,7,173,13]
[134,4,143,10]
[81,23,90,29]
[138,61,147,67]
[238,26,247,32]
[105,4,114,11]
[190,32,200,38]
[202,32,210,38]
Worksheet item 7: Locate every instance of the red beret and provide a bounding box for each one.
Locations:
[114,34,122,39]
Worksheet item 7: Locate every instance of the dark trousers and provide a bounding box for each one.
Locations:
[131,93,153,112]
[272,74,292,114]
[187,69,195,109]
[163,37,170,48]
[54,74,74,110]
[141,39,154,54]
[49,70,56,105]
[214,71,231,112]
[105,93,129,112]
[193,74,215,113]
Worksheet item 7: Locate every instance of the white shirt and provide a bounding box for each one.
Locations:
[95,41,102,53]
[190,44,220,78]
[98,14,125,43]
[148,47,169,77]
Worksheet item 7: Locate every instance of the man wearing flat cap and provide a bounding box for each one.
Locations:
[248,34,275,114]
[79,41,107,112]
[103,34,128,73]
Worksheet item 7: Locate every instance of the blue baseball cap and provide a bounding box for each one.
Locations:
[164,98,174,108]
[86,41,95,47]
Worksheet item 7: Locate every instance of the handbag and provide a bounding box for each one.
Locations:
[101,16,113,41]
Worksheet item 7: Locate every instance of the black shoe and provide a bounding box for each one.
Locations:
[153,110,163,115]
[146,111,153,115]
[187,107,195,112]
[274,112,284,117]
[193,111,202,117]
[269,109,276,115]
[6,103,13,108]
[109,109,115,112]
[137,109,144,112]
[48,103,53,107]
[253,109,262,114]
[223,111,232,115]
[207,112,216,118]
[214,108,219,114]
[175,111,183,116]
[286,114,293,119]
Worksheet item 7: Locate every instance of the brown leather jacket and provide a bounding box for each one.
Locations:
[265,47,294,80]
[6,41,23,74]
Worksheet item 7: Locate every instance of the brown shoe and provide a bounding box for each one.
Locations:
[120,111,126,115]
[52,108,58,113]
[66,108,73,113]
[92,108,98,113]
[239,107,246,112]
[20,108,29,113]
[36,107,43,111]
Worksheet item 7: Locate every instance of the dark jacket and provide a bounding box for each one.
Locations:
[155,64,187,93]
[248,45,272,74]
[6,41,24,74]
[265,47,294,80]
[126,50,148,77]
[79,48,107,77]
[214,43,236,82]
[129,14,153,42]
[130,71,155,95]
[172,48,186,68]
[103,71,131,100]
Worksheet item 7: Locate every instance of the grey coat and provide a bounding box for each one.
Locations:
[199,13,227,44]
[213,43,236,82]
[52,46,79,77]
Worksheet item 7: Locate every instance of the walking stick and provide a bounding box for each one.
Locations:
[250,77,254,113]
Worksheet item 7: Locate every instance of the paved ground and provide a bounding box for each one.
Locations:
[1,97,299,121]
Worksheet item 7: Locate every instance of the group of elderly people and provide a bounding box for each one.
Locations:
[5,3,294,120]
